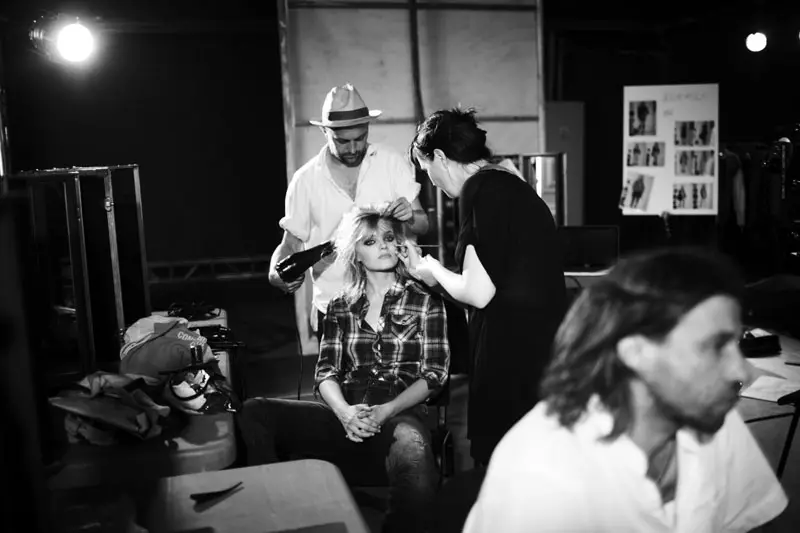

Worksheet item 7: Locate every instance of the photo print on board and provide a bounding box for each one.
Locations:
[673,183,713,210]
[675,150,715,177]
[626,142,666,167]
[674,120,716,147]
[629,101,657,136]
[620,172,655,211]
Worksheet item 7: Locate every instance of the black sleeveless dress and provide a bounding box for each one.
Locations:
[456,167,567,464]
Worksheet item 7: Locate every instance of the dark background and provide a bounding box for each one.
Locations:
[1,0,799,261]
[544,0,800,227]
[1,0,285,262]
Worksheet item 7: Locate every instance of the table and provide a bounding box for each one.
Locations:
[144,459,370,533]
[738,333,800,477]
[48,410,237,490]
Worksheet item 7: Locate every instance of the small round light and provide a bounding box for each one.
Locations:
[56,23,95,62]
[745,32,767,52]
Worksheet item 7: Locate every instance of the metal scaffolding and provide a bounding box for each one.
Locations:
[148,256,273,284]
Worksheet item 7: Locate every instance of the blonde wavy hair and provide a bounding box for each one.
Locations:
[334,204,410,305]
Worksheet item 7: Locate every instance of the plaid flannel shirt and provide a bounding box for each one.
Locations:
[315,277,450,396]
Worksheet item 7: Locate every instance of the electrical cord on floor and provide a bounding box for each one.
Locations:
[296,329,304,401]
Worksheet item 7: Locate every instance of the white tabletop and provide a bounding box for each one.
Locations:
[144,459,369,533]
[739,333,800,416]
[737,333,800,472]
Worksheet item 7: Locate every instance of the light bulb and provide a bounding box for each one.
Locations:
[55,23,95,62]
[745,32,767,52]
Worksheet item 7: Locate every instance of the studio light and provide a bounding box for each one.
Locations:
[29,14,96,64]
[745,32,767,52]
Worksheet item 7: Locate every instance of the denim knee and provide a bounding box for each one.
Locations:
[390,421,431,461]
[382,419,437,533]
[384,418,436,485]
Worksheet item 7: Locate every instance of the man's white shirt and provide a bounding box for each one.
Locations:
[280,143,420,314]
[463,397,787,533]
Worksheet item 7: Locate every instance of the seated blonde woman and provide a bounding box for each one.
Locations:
[238,205,450,533]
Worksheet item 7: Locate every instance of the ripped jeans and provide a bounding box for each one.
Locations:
[237,397,438,533]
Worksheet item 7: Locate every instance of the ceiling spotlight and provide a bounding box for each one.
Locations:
[745,32,767,52]
[29,14,96,64]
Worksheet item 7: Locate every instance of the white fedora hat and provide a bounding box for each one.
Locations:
[309,83,382,128]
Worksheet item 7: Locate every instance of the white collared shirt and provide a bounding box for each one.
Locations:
[280,143,420,313]
[463,397,787,533]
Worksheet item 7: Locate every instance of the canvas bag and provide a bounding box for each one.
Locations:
[119,315,240,414]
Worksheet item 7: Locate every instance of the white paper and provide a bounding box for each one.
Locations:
[621,84,719,216]
[740,375,800,403]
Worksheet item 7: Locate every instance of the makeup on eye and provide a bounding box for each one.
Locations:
[362,232,396,247]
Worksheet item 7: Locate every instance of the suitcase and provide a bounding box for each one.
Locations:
[8,165,151,385]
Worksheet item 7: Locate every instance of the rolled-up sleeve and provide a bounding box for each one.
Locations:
[314,304,344,395]
[279,170,312,242]
[420,294,450,391]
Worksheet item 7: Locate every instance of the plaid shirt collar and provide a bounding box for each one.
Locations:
[348,276,414,318]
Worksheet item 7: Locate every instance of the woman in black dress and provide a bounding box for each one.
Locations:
[405,108,567,465]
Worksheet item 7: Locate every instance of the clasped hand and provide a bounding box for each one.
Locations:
[339,403,393,443]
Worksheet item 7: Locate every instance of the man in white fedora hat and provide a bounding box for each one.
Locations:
[269,83,429,339]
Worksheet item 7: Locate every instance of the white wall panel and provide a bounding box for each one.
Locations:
[290,8,416,167]
[417,10,540,117]
[288,2,542,169]
[482,120,540,156]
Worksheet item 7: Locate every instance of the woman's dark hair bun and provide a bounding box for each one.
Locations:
[411,106,493,164]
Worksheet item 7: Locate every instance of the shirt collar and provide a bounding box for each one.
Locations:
[315,143,378,171]
[572,396,649,477]
[348,276,413,317]
[574,395,708,477]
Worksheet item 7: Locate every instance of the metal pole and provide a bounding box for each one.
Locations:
[781,143,787,201]
[0,38,11,194]
[294,114,539,127]
[102,168,126,344]
[279,0,318,359]
[279,0,297,180]
[536,0,547,153]
[409,0,425,122]
[289,1,538,11]
[65,175,97,374]
[132,165,151,314]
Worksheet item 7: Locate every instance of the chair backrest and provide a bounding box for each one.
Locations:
[427,369,454,430]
